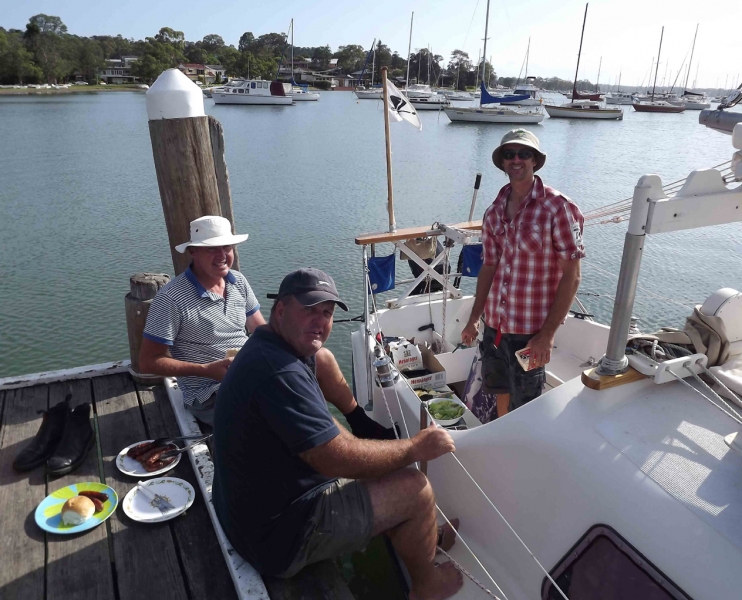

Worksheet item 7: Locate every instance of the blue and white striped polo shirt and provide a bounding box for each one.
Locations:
[143,267,260,406]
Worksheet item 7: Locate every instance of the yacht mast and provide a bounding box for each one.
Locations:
[595,56,602,92]
[683,23,698,91]
[480,0,491,88]
[652,26,664,102]
[525,37,530,78]
[572,3,589,99]
[290,19,294,85]
[405,12,414,90]
[371,48,375,86]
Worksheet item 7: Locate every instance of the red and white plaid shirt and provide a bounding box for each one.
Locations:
[481,176,585,335]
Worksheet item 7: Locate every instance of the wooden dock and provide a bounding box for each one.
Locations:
[0,372,355,600]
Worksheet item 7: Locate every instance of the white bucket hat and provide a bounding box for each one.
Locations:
[174,216,249,253]
[492,128,546,172]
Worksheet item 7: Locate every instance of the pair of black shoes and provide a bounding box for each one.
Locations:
[12,395,95,476]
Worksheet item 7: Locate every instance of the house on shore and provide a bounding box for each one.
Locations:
[178,64,227,84]
[98,56,139,84]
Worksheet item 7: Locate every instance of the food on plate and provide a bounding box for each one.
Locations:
[430,400,465,421]
[61,496,95,525]
[79,490,108,503]
[225,348,240,358]
[127,441,156,459]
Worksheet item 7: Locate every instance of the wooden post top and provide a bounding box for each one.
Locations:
[354,220,482,245]
[129,273,171,300]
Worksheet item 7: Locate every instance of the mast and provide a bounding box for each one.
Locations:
[481,0,491,88]
[683,23,698,91]
[651,26,664,102]
[617,71,622,93]
[595,56,602,92]
[371,47,375,86]
[405,12,414,90]
[474,49,480,92]
[525,37,530,78]
[572,3,589,99]
[290,19,294,85]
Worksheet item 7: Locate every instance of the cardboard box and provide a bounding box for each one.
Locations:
[403,346,447,390]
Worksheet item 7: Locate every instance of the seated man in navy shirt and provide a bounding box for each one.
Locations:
[213,268,463,600]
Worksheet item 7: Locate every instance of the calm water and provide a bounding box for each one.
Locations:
[1,91,741,379]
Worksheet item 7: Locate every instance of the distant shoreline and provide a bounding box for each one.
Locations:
[0,85,147,96]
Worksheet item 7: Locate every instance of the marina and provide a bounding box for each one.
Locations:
[0,62,736,598]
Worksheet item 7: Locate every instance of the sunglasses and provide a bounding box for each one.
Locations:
[501,148,534,161]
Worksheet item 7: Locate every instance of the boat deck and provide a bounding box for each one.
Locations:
[0,372,354,600]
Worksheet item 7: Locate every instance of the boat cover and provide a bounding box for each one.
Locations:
[269,80,286,96]
[367,254,395,294]
[461,244,483,277]
[480,83,530,105]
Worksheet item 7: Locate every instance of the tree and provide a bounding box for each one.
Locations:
[0,29,42,84]
[28,14,67,35]
[238,32,255,53]
[373,40,392,82]
[154,27,184,50]
[201,34,225,52]
[216,45,240,74]
[311,45,332,69]
[448,49,471,90]
[334,44,365,72]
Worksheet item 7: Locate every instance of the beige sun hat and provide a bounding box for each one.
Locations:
[491,128,547,172]
[174,216,249,253]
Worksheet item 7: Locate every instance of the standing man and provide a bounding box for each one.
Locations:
[462,129,585,422]
[213,268,463,599]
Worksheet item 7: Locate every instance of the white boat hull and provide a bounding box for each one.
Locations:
[411,100,449,111]
[355,90,382,99]
[291,92,320,101]
[545,105,623,119]
[212,93,292,105]
[444,107,545,124]
[683,100,711,110]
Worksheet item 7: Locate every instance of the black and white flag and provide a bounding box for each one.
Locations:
[386,80,422,131]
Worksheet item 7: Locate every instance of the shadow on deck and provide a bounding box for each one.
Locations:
[0,372,366,600]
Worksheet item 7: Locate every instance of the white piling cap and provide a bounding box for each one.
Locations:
[146,68,205,121]
[733,122,742,151]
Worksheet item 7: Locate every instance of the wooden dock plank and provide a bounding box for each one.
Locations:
[0,385,48,600]
[92,373,189,600]
[46,380,116,600]
[136,383,239,600]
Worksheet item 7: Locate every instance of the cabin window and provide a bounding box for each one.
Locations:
[238,89,244,93]
[251,82,256,89]
[542,525,690,600]
[232,89,237,93]
[263,82,268,89]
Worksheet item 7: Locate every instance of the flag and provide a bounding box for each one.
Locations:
[385,80,422,131]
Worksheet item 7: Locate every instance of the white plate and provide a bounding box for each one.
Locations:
[122,477,195,523]
[116,440,181,477]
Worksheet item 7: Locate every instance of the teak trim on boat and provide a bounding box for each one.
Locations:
[581,365,647,390]
[355,220,482,245]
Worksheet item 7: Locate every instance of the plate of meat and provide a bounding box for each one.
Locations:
[35,482,118,534]
[117,440,181,477]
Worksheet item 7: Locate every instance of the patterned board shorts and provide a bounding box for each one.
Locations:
[479,326,545,420]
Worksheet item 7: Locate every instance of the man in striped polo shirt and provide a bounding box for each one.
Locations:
[461,129,584,422]
[140,216,265,428]
[140,216,395,439]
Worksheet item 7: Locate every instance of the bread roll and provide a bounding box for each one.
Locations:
[61,496,95,525]
[225,348,240,358]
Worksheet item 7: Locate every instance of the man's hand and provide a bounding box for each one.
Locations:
[205,357,234,381]
[411,423,456,462]
[526,330,554,369]
[461,321,479,347]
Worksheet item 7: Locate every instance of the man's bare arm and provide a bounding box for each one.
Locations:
[527,259,582,367]
[461,263,497,346]
[300,420,455,480]
[315,348,357,415]
[246,310,266,334]
[139,337,233,381]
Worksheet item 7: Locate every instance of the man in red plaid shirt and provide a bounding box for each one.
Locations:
[462,129,585,422]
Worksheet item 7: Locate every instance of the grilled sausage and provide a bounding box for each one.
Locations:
[127,441,156,459]
[79,490,109,502]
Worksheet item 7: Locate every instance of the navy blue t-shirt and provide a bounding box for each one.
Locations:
[212,326,340,576]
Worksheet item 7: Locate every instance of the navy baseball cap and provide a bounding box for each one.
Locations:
[268,268,348,311]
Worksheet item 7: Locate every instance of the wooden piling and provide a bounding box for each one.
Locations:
[125,273,170,383]
[148,117,240,275]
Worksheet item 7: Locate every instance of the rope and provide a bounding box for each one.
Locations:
[668,369,742,427]
[699,363,742,407]
[442,245,451,346]
[685,364,742,424]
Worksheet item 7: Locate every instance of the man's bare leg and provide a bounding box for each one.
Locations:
[366,468,463,600]
[496,393,510,418]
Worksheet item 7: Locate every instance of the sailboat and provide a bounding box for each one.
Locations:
[287,20,320,101]
[633,27,685,113]
[355,41,383,99]
[606,73,635,104]
[545,4,623,120]
[679,25,711,110]
[444,0,544,124]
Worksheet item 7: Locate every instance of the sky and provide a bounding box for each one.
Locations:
[2,0,740,90]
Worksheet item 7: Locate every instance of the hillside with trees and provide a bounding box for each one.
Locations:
[0,13,598,90]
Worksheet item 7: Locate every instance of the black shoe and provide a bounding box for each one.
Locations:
[46,403,95,477]
[13,397,71,472]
